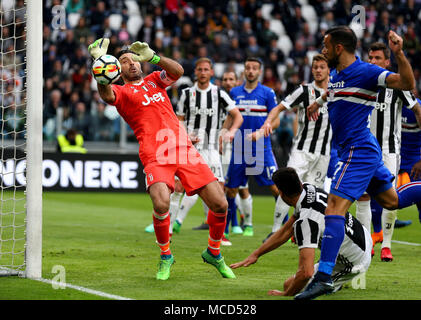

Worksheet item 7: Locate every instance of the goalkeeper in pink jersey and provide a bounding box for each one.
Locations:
[88,38,236,280]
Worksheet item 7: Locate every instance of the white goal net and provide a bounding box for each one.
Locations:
[1,0,42,278]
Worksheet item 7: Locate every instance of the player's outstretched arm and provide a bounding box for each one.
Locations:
[230,216,296,269]
[221,108,243,143]
[129,41,184,80]
[385,31,415,91]
[262,104,285,137]
[281,248,316,296]
[88,38,116,104]
[306,92,326,121]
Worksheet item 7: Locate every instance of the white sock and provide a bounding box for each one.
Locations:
[272,196,290,232]
[169,192,183,230]
[175,193,199,224]
[235,194,243,215]
[382,209,397,249]
[240,195,253,226]
[324,177,332,193]
[356,200,372,233]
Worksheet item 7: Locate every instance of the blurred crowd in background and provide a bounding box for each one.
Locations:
[2,0,421,154]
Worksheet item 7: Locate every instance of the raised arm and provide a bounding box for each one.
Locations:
[385,31,415,91]
[129,41,184,80]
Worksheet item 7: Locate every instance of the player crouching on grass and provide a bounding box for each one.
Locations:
[230,168,372,297]
[88,38,236,280]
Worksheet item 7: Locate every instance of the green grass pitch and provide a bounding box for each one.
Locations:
[1,191,421,300]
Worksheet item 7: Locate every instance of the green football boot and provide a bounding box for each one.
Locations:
[172,220,182,234]
[243,225,254,236]
[201,249,236,279]
[144,223,154,233]
[156,256,174,280]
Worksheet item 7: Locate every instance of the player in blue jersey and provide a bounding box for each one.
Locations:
[296,26,421,300]
[398,98,421,220]
[225,57,279,238]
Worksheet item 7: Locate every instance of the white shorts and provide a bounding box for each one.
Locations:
[287,149,330,188]
[382,152,400,187]
[221,142,232,178]
[199,148,224,183]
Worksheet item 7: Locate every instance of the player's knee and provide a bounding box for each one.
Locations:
[380,198,399,210]
[210,198,228,214]
[226,188,237,199]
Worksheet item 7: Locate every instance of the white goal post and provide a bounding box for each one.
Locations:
[0,0,43,278]
[25,0,43,279]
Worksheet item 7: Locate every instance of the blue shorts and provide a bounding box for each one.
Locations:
[330,137,394,202]
[327,147,339,178]
[225,149,278,188]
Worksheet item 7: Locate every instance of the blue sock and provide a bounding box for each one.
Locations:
[371,199,383,233]
[225,196,236,234]
[397,182,421,209]
[231,200,239,227]
[318,215,346,277]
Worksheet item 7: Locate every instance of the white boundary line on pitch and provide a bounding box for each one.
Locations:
[392,240,421,247]
[34,278,134,300]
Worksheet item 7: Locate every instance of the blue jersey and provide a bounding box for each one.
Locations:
[230,82,278,153]
[401,98,421,172]
[327,56,393,149]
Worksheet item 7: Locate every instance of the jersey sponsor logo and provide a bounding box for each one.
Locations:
[192,106,215,116]
[238,99,258,105]
[328,80,345,89]
[142,92,165,106]
[374,102,388,111]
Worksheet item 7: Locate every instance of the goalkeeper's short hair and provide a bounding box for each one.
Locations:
[116,49,137,60]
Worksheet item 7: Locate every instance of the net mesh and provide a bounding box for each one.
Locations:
[0,0,27,276]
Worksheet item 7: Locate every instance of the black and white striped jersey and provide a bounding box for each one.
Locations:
[369,88,417,154]
[293,183,369,267]
[177,83,236,150]
[281,82,332,156]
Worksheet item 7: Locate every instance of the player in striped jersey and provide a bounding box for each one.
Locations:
[172,58,243,235]
[260,54,332,240]
[230,168,372,297]
[355,42,421,261]
[398,98,421,222]
[298,27,421,300]
[225,57,280,238]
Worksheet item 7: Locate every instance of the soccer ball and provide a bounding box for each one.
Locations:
[92,54,121,85]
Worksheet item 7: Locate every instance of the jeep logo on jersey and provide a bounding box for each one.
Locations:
[192,107,215,116]
[374,102,388,112]
[142,92,165,105]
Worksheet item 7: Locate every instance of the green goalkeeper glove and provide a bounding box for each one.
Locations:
[88,38,109,60]
[129,41,161,64]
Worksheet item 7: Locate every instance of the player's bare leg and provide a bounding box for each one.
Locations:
[198,181,236,278]
[149,182,174,280]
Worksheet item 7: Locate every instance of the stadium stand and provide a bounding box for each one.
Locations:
[33,0,421,152]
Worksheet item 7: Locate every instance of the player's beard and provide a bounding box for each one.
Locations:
[246,74,259,85]
[327,52,340,69]
[125,70,142,82]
